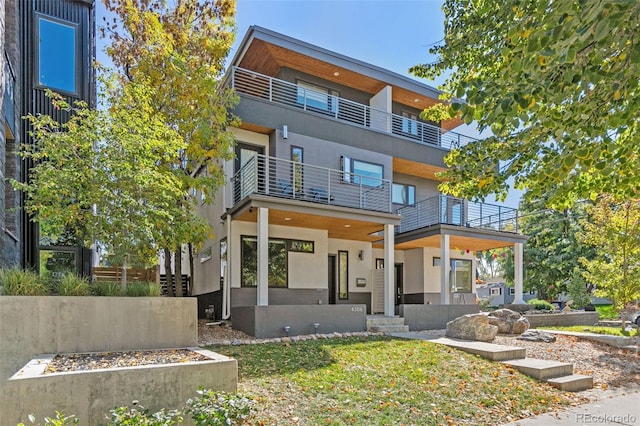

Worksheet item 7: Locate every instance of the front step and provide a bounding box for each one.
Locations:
[367,316,408,334]
[430,337,526,361]
[547,374,594,392]
[371,324,410,334]
[503,358,574,380]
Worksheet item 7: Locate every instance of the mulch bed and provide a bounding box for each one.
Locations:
[45,349,210,374]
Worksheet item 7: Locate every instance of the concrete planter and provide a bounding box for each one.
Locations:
[400,304,481,330]
[524,311,599,328]
[6,348,237,425]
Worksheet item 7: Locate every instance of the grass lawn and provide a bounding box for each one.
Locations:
[211,336,586,425]
[539,325,638,337]
[595,304,619,320]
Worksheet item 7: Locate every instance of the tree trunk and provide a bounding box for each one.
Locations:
[120,255,128,292]
[175,246,183,297]
[164,247,174,297]
[187,242,194,297]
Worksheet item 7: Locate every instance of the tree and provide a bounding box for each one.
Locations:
[475,248,511,282]
[578,195,640,325]
[16,79,193,287]
[101,0,239,293]
[411,0,640,208]
[518,195,595,302]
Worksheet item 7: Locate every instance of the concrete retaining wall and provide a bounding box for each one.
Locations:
[0,296,197,382]
[5,348,237,425]
[400,304,481,330]
[525,311,599,328]
[231,304,367,338]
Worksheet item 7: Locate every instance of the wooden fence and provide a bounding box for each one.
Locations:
[92,266,159,284]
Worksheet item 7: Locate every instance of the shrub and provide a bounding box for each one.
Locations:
[18,411,79,425]
[527,298,556,311]
[124,281,157,297]
[90,281,123,297]
[477,296,494,311]
[0,268,49,296]
[185,389,253,426]
[147,282,162,297]
[55,273,91,296]
[107,403,182,425]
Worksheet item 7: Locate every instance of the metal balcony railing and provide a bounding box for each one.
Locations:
[397,194,518,234]
[3,51,15,135]
[230,67,478,150]
[231,154,393,213]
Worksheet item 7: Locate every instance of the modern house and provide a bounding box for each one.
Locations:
[476,282,538,307]
[0,0,95,271]
[193,26,528,336]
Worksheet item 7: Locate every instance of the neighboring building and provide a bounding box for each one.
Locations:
[2,0,96,270]
[192,26,529,333]
[0,0,20,268]
[476,282,537,307]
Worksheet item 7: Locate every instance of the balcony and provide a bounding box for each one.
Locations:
[231,154,393,213]
[397,194,518,234]
[230,67,477,150]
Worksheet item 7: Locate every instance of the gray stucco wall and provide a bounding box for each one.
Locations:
[231,288,372,314]
[231,304,367,338]
[400,304,480,330]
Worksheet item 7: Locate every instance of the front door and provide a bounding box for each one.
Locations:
[395,263,404,307]
[328,255,337,304]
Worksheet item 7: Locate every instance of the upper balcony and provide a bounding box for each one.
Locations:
[230,67,478,151]
[231,154,393,213]
[397,195,519,235]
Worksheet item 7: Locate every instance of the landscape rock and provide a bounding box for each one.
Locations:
[487,309,530,335]
[517,329,556,343]
[446,313,498,342]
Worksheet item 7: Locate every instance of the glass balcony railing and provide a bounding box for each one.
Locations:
[230,67,478,150]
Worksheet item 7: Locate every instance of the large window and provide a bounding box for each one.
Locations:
[433,257,472,293]
[241,236,288,287]
[36,15,78,94]
[392,183,415,206]
[297,81,337,112]
[341,156,384,187]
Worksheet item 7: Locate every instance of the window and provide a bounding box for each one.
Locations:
[392,183,416,206]
[401,111,418,135]
[288,239,314,253]
[509,287,515,295]
[36,14,78,94]
[220,238,227,284]
[291,146,303,194]
[241,236,287,287]
[341,156,384,187]
[199,246,212,263]
[297,81,337,112]
[375,258,384,269]
[491,288,501,296]
[432,257,472,293]
[338,250,349,299]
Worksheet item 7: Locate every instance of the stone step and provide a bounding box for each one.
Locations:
[366,316,406,328]
[502,358,573,380]
[429,337,526,361]
[546,374,593,392]
[371,325,410,334]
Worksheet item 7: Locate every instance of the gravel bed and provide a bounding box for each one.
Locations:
[45,349,210,374]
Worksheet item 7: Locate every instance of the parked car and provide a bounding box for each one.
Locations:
[631,310,640,326]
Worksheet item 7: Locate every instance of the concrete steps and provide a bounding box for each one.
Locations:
[547,374,594,392]
[367,316,409,334]
[503,358,574,380]
[430,337,526,361]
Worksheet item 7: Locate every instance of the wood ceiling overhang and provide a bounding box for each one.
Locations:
[237,37,463,130]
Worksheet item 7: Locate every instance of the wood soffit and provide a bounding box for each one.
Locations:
[393,158,447,181]
[239,39,463,130]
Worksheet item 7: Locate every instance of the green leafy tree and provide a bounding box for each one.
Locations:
[411,0,640,208]
[519,196,595,301]
[101,0,239,294]
[578,195,640,325]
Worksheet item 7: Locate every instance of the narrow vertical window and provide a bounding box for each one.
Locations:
[220,238,227,286]
[338,250,348,300]
[36,15,78,94]
[291,146,303,194]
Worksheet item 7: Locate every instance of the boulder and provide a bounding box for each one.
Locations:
[446,313,498,342]
[517,329,556,343]
[487,309,530,335]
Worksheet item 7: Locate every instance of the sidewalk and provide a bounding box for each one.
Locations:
[501,391,640,425]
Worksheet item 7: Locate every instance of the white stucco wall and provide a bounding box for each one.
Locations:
[328,238,374,293]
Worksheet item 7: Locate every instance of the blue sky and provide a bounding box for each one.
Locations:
[96,0,522,208]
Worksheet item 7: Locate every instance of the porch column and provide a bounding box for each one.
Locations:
[384,223,395,317]
[440,234,450,304]
[513,242,525,304]
[257,207,269,306]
